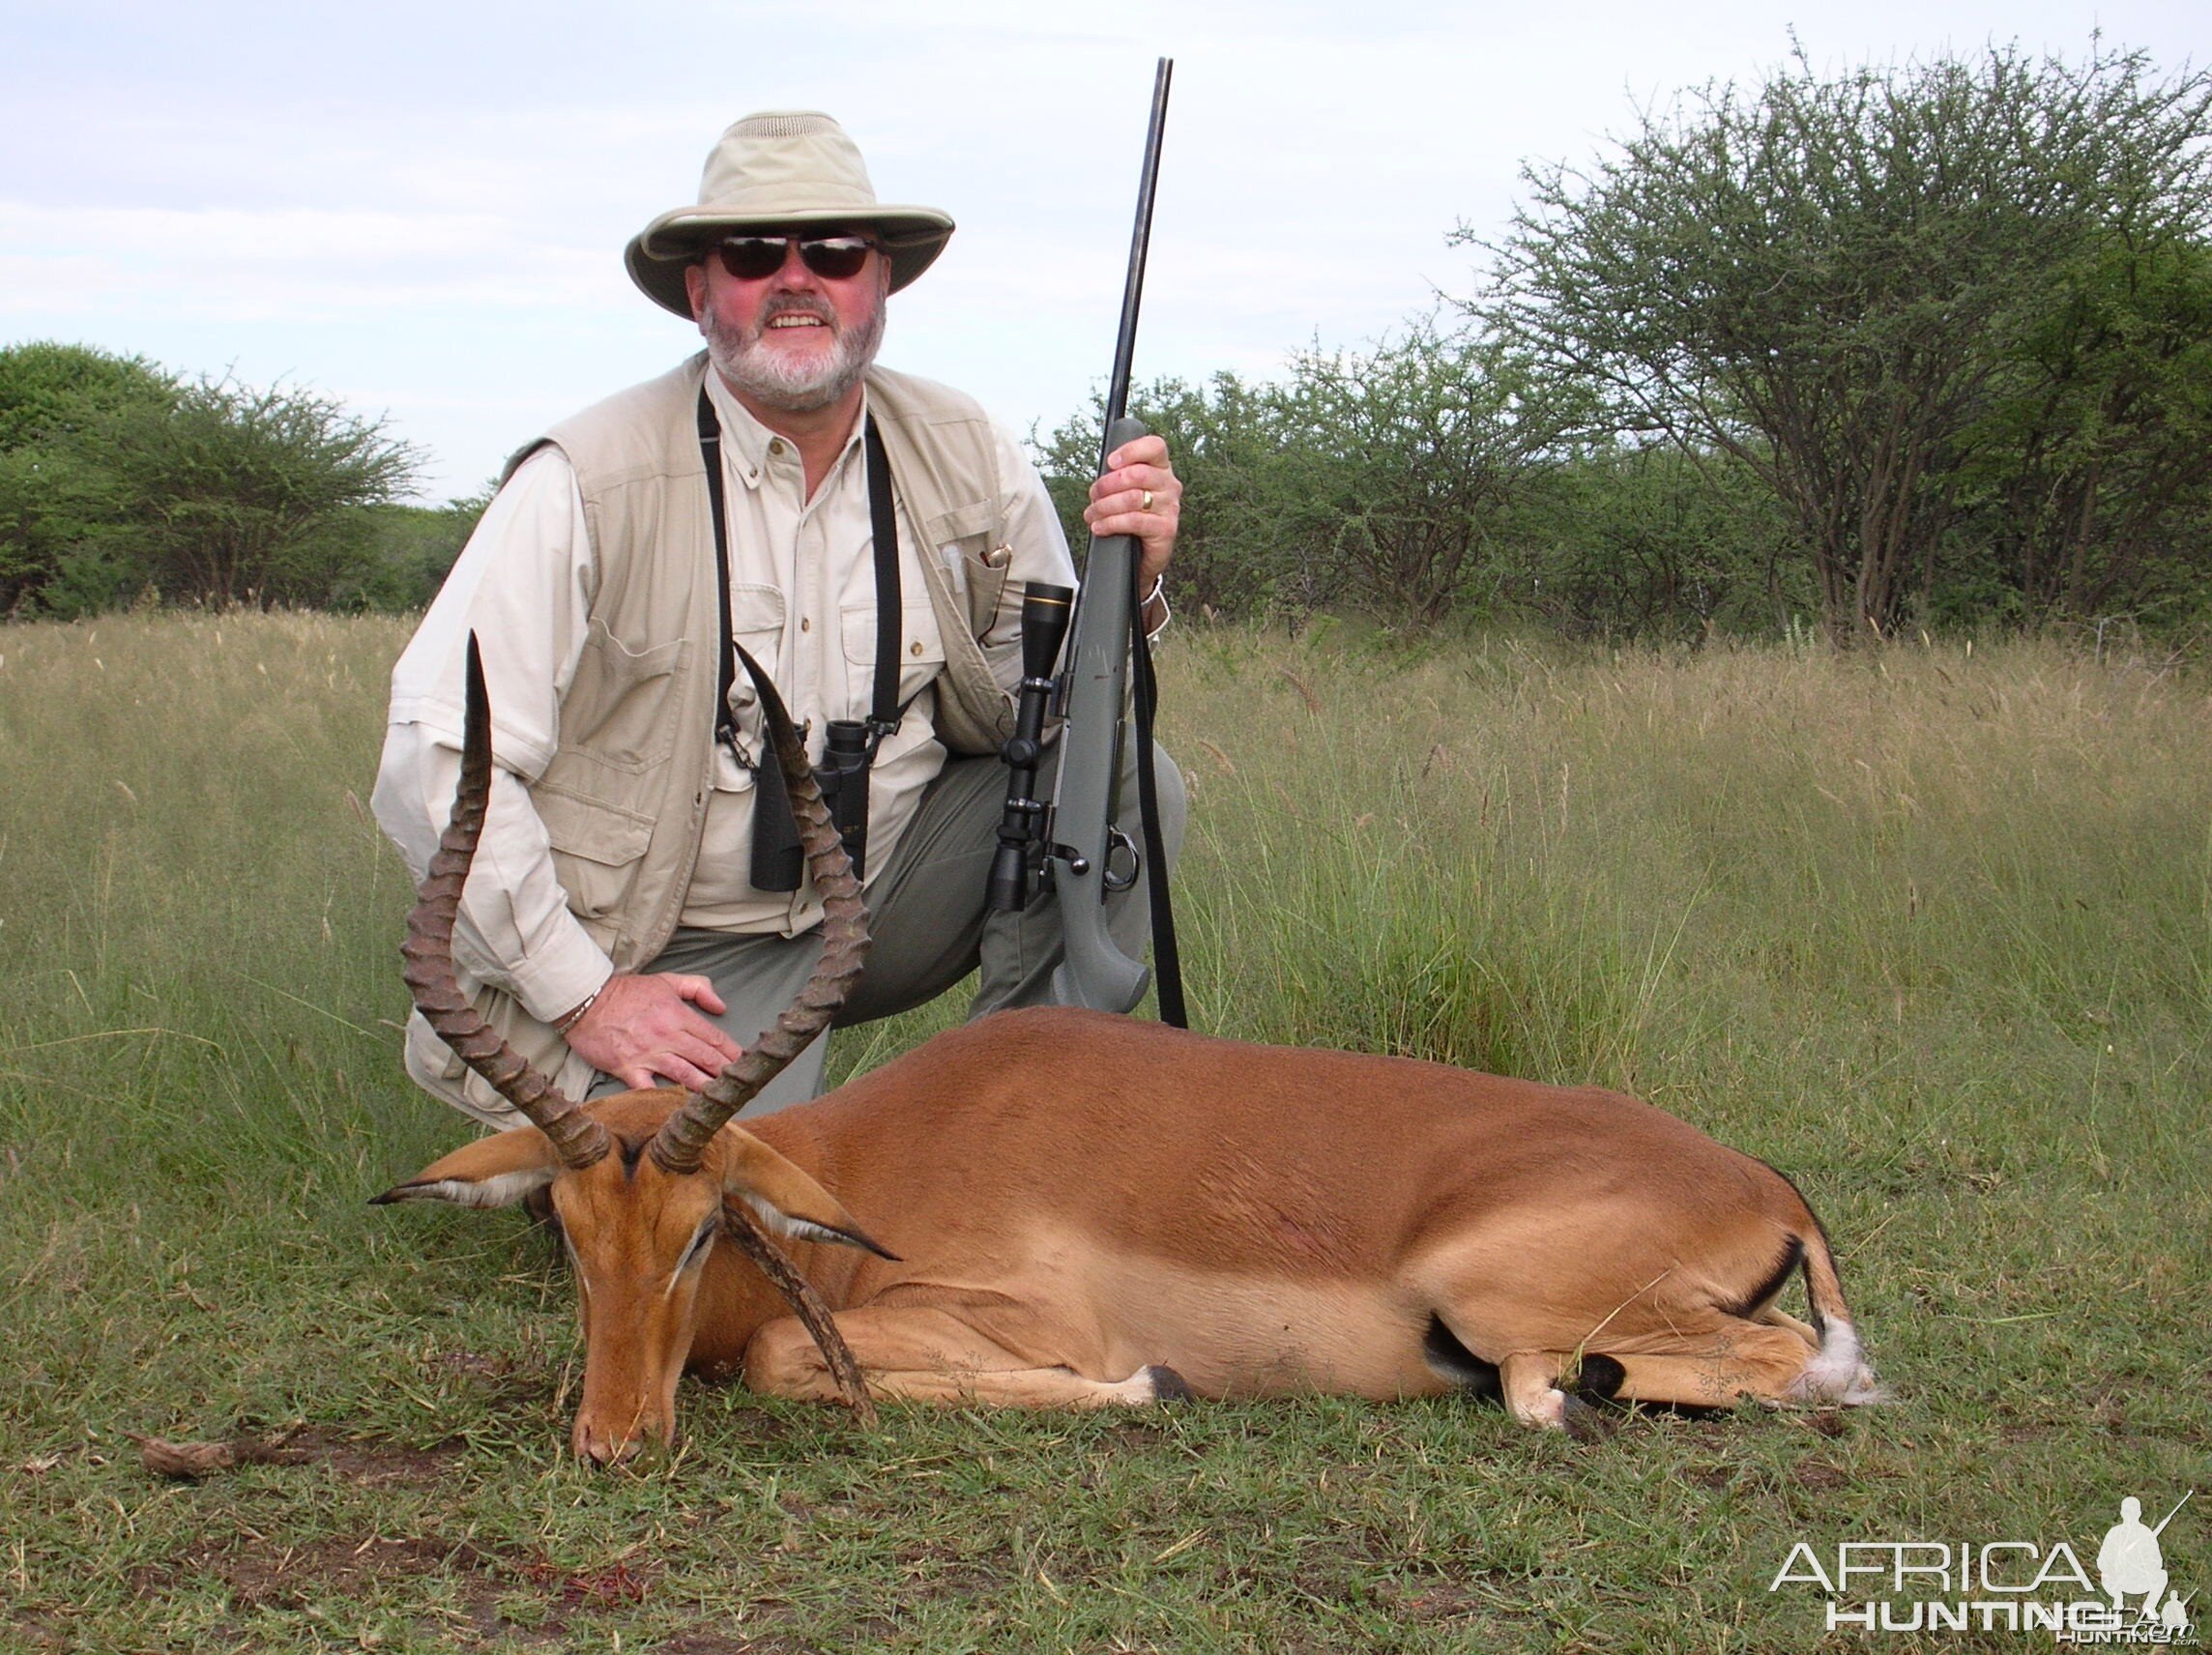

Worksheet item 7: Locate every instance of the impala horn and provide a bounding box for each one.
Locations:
[649,646,871,1174]
[402,637,877,1420]
[400,634,610,1170]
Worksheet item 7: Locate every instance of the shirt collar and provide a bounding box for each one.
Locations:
[701,363,869,492]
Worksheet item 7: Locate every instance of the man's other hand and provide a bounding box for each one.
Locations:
[562,973,744,1092]
[1083,432,1181,594]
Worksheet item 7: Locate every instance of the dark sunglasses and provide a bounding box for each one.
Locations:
[713,233,878,282]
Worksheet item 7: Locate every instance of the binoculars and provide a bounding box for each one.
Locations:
[813,718,876,883]
[750,716,879,893]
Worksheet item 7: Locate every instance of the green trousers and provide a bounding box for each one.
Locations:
[588,738,1184,1114]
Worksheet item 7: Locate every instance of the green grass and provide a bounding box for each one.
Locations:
[2,614,2206,1653]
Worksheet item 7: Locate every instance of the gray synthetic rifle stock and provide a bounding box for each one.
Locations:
[1045,409,1153,1012]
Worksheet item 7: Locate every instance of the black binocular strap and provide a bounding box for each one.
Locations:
[859,418,903,743]
[697,387,743,755]
[695,386,901,891]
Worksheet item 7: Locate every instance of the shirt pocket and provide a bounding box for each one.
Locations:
[718,585,787,763]
[559,621,685,775]
[840,598,946,708]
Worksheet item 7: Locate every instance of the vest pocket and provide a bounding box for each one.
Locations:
[926,500,1009,630]
[560,622,686,774]
[536,785,654,923]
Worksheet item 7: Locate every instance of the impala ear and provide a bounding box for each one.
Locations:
[719,1127,899,1261]
[372,1128,560,1209]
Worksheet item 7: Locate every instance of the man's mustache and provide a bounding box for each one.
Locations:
[757,296,838,334]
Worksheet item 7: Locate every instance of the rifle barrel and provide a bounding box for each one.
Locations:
[1102,56,1174,463]
[2151,1491,2192,1535]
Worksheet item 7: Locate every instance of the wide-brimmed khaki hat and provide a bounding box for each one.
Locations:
[626,111,955,317]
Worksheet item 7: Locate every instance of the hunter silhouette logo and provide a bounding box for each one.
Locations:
[1768,1488,2199,1642]
[2097,1495,2195,1637]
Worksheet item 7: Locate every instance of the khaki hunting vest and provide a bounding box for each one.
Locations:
[404,354,1021,1123]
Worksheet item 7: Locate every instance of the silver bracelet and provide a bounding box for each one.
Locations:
[1141,573,1171,643]
[552,987,600,1035]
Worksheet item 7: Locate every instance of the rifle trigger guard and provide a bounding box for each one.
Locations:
[1102,828,1141,894]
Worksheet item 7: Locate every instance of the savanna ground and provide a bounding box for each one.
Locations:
[0,612,2205,1654]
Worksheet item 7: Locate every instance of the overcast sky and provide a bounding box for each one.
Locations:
[3,0,2198,501]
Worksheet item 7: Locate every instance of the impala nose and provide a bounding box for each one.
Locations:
[572,1414,649,1467]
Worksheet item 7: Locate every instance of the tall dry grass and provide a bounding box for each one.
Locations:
[1163,630,2211,1120]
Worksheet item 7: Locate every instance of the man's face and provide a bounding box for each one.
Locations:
[685,228,888,417]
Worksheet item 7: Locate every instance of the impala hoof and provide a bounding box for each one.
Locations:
[1561,1394,1620,1443]
[1147,1366,1194,1404]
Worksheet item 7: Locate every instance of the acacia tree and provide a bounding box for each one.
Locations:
[1276,320,1569,626]
[0,344,423,614]
[1036,371,1312,622]
[1038,322,1571,627]
[104,374,419,609]
[1506,447,1798,641]
[1959,236,2212,623]
[1476,43,2212,644]
[0,342,176,613]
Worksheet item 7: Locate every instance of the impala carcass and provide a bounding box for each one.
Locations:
[377,642,1880,1463]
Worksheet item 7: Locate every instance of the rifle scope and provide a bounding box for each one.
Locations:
[986,581,1077,913]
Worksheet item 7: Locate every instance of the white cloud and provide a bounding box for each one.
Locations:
[0,202,608,322]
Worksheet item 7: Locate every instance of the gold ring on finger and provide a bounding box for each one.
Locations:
[1141,489,1154,511]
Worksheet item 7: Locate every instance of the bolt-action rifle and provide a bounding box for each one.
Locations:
[986,57,1186,1027]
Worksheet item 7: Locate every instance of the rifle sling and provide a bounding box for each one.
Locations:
[1129,568,1186,1029]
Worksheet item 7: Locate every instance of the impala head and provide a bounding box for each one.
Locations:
[375,1088,888,1462]
[378,636,881,1464]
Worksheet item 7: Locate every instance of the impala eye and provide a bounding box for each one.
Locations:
[677,1216,719,1274]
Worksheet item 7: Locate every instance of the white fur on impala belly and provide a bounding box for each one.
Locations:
[1076,1255,1445,1399]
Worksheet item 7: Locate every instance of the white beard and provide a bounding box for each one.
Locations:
[702,293,886,414]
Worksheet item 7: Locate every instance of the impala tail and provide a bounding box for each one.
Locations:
[1790,1222,1885,1406]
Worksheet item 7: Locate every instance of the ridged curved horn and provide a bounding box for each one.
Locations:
[650,646,871,1175]
[720,1199,878,1424]
[400,634,610,1171]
